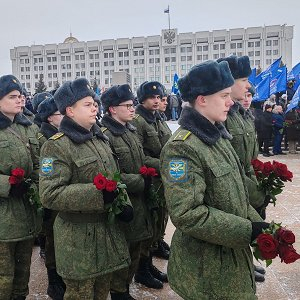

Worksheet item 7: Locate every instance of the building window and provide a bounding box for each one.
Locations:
[118,52,123,57]
[75,55,80,60]
[213,54,219,59]
[187,56,192,61]
[255,41,260,47]
[266,40,271,46]
[181,47,186,53]
[81,63,85,68]
[165,57,170,62]
[48,82,52,87]
[139,50,144,56]
[90,62,94,67]
[203,54,208,60]
[155,58,160,63]
[53,65,57,70]
[39,66,43,71]
[76,72,80,77]
[171,57,176,62]
[67,64,71,69]
[48,73,52,78]
[171,47,176,53]
[109,61,114,66]
[34,74,38,79]
[248,42,254,47]
[89,54,94,59]
[155,49,160,55]
[237,43,242,48]
[81,71,85,76]
[255,60,260,65]
[119,61,123,66]
[230,43,236,49]
[109,53,114,58]
[220,52,225,58]
[220,44,225,50]
[47,57,51,62]
[273,40,278,46]
[124,51,129,57]
[248,51,254,56]
[53,73,57,78]
[197,46,202,51]
[61,56,65,61]
[66,56,71,61]
[203,45,208,51]
[213,44,219,50]
[266,59,272,65]
[105,79,109,84]
[90,71,94,76]
[181,56,186,61]
[181,65,186,70]
[52,57,57,62]
[255,51,260,56]
[133,51,138,56]
[266,50,271,55]
[197,55,202,60]
[124,60,129,65]
[21,67,25,72]
[26,75,30,79]
[80,55,85,60]
[273,49,279,55]
[164,48,170,54]
[48,65,52,70]
[149,58,154,63]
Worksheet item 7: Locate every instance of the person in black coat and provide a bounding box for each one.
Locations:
[261,104,274,156]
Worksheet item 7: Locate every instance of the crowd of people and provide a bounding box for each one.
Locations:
[0,54,297,300]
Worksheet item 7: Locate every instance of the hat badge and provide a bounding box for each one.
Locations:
[87,84,91,89]
[129,88,132,92]
[13,79,17,83]
[153,85,157,89]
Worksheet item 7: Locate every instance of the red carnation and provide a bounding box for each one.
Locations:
[105,180,117,192]
[278,244,300,264]
[93,173,107,190]
[276,228,295,244]
[262,162,274,176]
[257,233,279,255]
[251,159,264,172]
[11,168,25,179]
[147,167,158,177]
[9,176,20,185]
[139,166,148,176]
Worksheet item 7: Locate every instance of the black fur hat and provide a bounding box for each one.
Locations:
[54,78,95,114]
[93,94,101,105]
[137,81,163,103]
[178,60,234,102]
[248,84,256,96]
[37,96,59,122]
[217,55,251,79]
[101,84,134,113]
[32,92,53,113]
[0,75,23,99]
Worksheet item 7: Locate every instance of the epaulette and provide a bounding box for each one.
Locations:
[101,127,108,133]
[49,132,64,140]
[133,114,140,120]
[173,130,192,142]
[37,132,44,140]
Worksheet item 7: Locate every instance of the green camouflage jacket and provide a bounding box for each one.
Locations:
[0,112,41,242]
[39,116,130,280]
[101,114,153,242]
[160,107,261,300]
[225,101,264,208]
[37,122,58,148]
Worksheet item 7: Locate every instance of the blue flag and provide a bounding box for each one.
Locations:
[287,62,300,80]
[286,85,300,113]
[248,68,256,85]
[172,73,179,94]
[269,66,287,95]
[255,57,282,85]
[252,76,270,102]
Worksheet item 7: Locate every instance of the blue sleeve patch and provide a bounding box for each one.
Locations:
[168,159,188,182]
[40,158,54,176]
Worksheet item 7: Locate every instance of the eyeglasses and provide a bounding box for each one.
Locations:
[117,104,135,110]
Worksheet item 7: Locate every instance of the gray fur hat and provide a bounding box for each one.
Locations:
[0,75,23,99]
[32,92,53,113]
[101,84,134,113]
[37,96,59,122]
[178,60,234,102]
[137,81,163,103]
[54,78,95,114]
[217,55,251,79]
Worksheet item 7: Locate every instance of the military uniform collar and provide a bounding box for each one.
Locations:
[101,114,136,136]
[157,111,167,121]
[59,116,108,144]
[178,106,232,146]
[23,107,34,117]
[0,112,32,129]
[40,122,58,139]
[135,104,156,124]
[33,113,42,128]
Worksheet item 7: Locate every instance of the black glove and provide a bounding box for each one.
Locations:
[117,205,134,223]
[102,190,118,204]
[144,176,152,193]
[10,181,30,198]
[251,222,270,242]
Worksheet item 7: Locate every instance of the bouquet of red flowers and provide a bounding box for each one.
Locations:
[252,221,300,266]
[9,168,42,209]
[93,172,129,223]
[139,166,161,210]
[251,159,293,206]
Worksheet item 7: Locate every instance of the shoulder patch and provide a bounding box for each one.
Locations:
[173,130,192,142]
[40,157,54,176]
[101,127,108,133]
[133,114,140,120]
[49,132,64,140]
[168,159,188,182]
[37,132,44,140]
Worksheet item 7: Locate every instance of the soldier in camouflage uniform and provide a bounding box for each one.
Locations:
[32,92,53,128]
[130,81,171,289]
[160,61,269,300]
[101,84,156,299]
[0,75,42,300]
[37,96,65,299]
[39,78,133,300]
[217,55,267,281]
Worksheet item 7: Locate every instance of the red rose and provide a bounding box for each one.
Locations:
[139,166,148,176]
[278,244,300,264]
[251,159,264,172]
[147,167,158,177]
[9,175,20,185]
[262,162,274,176]
[105,180,117,192]
[257,233,279,254]
[273,161,288,177]
[93,173,107,190]
[11,168,25,179]
[276,228,295,244]
[280,170,293,182]
[260,249,278,260]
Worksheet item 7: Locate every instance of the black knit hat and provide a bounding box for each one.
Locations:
[0,75,23,99]
[178,60,234,102]
[53,78,95,114]
[32,92,53,113]
[37,96,59,122]
[101,84,134,113]
[217,55,251,79]
[137,81,163,103]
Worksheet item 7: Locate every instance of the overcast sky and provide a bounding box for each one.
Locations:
[1,0,300,74]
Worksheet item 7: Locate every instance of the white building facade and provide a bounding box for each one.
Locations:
[10,24,293,94]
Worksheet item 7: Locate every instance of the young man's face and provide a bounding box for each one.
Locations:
[0,90,22,117]
[158,96,168,112]
[231,78,251,101]
[48,111,63,129]
[240,92,253,110]
[200,87,234,123]
[142,95,161,112]
[67,96,97,130]
[110,100,135,124]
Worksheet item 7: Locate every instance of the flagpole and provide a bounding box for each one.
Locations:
[168,5,170,30]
